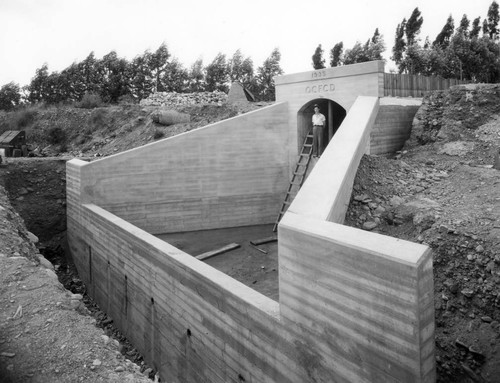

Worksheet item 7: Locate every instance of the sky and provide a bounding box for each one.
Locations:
[0,0,496,87]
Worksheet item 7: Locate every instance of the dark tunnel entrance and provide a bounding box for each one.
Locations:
[297,99,347,154]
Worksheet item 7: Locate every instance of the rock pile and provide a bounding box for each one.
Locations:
[140,91,228,108]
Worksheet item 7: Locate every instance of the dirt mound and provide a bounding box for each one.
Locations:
[407,84,500,167]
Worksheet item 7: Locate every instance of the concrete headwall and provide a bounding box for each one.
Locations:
[71,102,290,234]
[275,61,385,172]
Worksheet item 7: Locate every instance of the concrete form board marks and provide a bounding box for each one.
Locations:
[67,61,435,382]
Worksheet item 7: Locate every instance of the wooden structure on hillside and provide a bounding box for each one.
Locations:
[0,130,27,157]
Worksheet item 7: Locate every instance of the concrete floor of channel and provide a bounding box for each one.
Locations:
[157,224,279,301]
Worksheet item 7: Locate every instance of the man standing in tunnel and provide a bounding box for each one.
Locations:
[312,104,326,158]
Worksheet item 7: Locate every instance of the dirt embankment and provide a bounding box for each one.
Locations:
[0,162,152,383]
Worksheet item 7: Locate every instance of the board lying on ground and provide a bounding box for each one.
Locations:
[195,243,240,261]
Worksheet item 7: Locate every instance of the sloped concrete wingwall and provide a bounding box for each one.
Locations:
[71,102,290,234]
[279,96,435,382]
[370,98,422,155]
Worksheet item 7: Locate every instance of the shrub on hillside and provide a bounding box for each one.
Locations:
[90,108,106,127]
[153,128,165,139]
[117,94,137,105]
[76,92,103,109]
[47,126,67,145]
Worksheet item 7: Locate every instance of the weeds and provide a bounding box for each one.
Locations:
[90,108,106,127]
[76,92,103,109]
[11,107,37,129]
[153,129,165,140]
[47,126,67,145]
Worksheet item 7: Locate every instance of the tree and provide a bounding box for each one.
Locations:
[127,51,154,100]
[27,63,50,103]
[433,15,455,48]
[78,52,103,95]
[483,18,489,35]
[312,44,325,69]
[392,20,407,69]
[367,29,386,60]
[406,8,424,45]
[0,82,21,110]
[61,63,86,101]
[343,42,367,65]
[457,14,470,36]
[255,48,283,101]
[470,17,482,38]
[486,0,499,38]
[205,53,229,92]
[227,50,254,84]
[162,58,189,92]
[148,43,170,92]
[330,42,343,67]
[372,28,381,44]
[100,51,130,103]
[187,58,205,92]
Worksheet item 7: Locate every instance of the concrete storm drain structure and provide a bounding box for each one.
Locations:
[67,61,435,382]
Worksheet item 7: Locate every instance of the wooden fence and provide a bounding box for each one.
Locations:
[384,73,468,97]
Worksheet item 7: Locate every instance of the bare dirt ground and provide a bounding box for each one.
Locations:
[159,224,278,301]
[0,85,499,382]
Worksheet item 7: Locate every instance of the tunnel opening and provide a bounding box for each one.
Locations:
[297,99,346,154]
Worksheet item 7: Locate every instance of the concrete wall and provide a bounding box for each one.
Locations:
[67,203,304,383]
[72,103,290,234]
[370,97,422,155]
[280,96,435,382]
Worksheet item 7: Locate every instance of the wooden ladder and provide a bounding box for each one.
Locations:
[273,130,314,232]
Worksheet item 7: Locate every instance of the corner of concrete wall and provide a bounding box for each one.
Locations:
[278,213,435,382]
